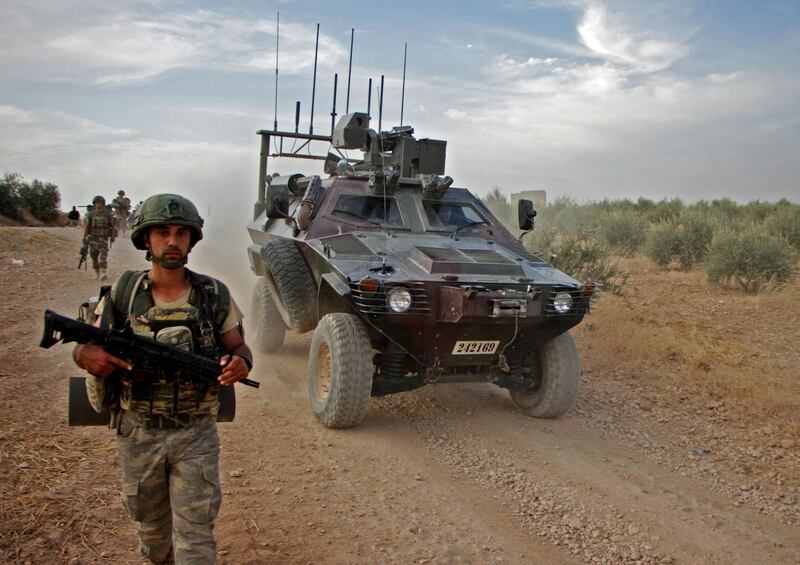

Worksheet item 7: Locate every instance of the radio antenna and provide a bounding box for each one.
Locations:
[273,12,280,131]
[346,28,354,113]
[309,23,320,135]
[330,73,338,134]
[400,42,407,126]
[378,74,384,132]
[367,77,372,118]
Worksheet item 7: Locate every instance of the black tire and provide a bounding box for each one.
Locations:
[262,240,317,333]
[510,332,580,418]
[252,278,286,353]
[307,313,373,428]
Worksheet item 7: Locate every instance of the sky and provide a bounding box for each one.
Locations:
[1,0,798,227]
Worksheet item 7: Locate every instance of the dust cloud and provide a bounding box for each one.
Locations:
[187,196,259,333]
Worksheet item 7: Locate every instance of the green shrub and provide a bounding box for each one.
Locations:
[526,229,627,295]
[0,172,23,219]
[676,210,715,267]
[645,211,715,269]
[481,185,513,228]
[645,223,681,268]
[596,209,647,255]
[764,205,800,249]
[706,228,795,292]
[646,198,684,223]
[18,179,61,223]
[709,198,740,223]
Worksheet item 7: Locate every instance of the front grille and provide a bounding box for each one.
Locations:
[349,281,431,314]
[544,287,592,315]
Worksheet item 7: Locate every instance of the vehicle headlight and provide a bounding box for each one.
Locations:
[387,287,413,313]
[553,291,573,314]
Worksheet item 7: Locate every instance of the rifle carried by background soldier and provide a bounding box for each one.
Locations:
[77,237,89,270]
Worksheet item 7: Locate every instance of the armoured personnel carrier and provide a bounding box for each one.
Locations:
[247,112,593,428]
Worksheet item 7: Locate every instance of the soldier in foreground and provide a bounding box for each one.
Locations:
[72,194,254,564]
[83,195,116,280]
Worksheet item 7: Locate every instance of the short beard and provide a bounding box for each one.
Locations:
[151,251,187,270]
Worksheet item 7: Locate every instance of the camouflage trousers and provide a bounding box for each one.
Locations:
[117,411,221,564]
[88,236,109,270]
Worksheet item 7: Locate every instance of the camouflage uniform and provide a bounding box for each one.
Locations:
[85,194,247,564]
[88,270,241,565]
[86,203,115,272]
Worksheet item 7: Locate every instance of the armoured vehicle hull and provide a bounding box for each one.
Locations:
[247,113,592,427]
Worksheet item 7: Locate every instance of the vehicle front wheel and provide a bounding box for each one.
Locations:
[252,277,286,354]
[510,332,580,418]
[307,313,373,428]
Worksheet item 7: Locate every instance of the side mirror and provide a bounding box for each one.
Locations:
[518,199,537,231]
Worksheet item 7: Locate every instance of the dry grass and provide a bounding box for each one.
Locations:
[574,255,800,435]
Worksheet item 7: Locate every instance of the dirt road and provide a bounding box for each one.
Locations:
[1,227,798,564]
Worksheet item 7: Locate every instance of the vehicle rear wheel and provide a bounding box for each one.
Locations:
[252,277,286,353]
[307,313,373,428]
[510,331,580,418]
[262,240,317,333]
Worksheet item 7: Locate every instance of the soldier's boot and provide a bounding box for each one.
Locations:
[100,269,108,281]
[93,268,101,280]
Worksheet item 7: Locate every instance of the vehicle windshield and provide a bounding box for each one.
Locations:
[423,200,489,231]
[331,194,403,226]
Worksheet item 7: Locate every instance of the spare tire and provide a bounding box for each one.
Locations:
[262,240,317,333]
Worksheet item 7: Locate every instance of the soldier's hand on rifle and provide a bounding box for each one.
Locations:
[218,354,250,386]
[73,344,131,377]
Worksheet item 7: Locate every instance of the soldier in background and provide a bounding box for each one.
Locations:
[72,193,253,564]
[83,195,115,280]
[112,190,133,233]
[67,206,80,227]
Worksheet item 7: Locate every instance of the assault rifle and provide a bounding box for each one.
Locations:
[78,237,89,270]
[40,310,260,388]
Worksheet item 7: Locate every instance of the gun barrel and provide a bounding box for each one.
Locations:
[40,310,261,389]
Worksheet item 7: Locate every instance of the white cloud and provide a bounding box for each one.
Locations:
[445,109,467,120]
[577,1,687,72]
[11,9,347,85]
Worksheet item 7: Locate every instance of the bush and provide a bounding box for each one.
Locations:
[646,198,684,224]
[481,185,513,228]
[645,223,681,268]
[0,172,23,219]
[596,209,647,256]
[527,229,627,295]
[764,205,800,249]
[706,228,795,292]
[709,198,740,223]
[644,211,715,269]
[18,179,61,223]
[539,196,600,234]
[676,210,715,267]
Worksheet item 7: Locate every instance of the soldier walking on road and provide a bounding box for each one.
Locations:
[83,195,116,280]
[67,205,81,227]
[72,193,253,564]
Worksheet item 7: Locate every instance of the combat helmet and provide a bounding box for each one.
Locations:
[92,195,105,205]
[130,193,204,250]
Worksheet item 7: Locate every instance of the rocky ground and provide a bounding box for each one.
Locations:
[0,226,797,564]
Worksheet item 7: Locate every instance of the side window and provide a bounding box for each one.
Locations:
[331,195,403,226]
[423,201,488,230]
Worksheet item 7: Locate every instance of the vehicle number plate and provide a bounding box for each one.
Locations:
[452,340,500,355]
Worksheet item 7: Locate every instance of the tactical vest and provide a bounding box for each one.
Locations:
[110,269,231,417]
[88,209,114,238]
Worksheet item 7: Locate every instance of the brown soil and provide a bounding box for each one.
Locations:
[0,227,797,564]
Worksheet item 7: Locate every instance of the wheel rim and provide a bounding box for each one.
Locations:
[315,342,332,400]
